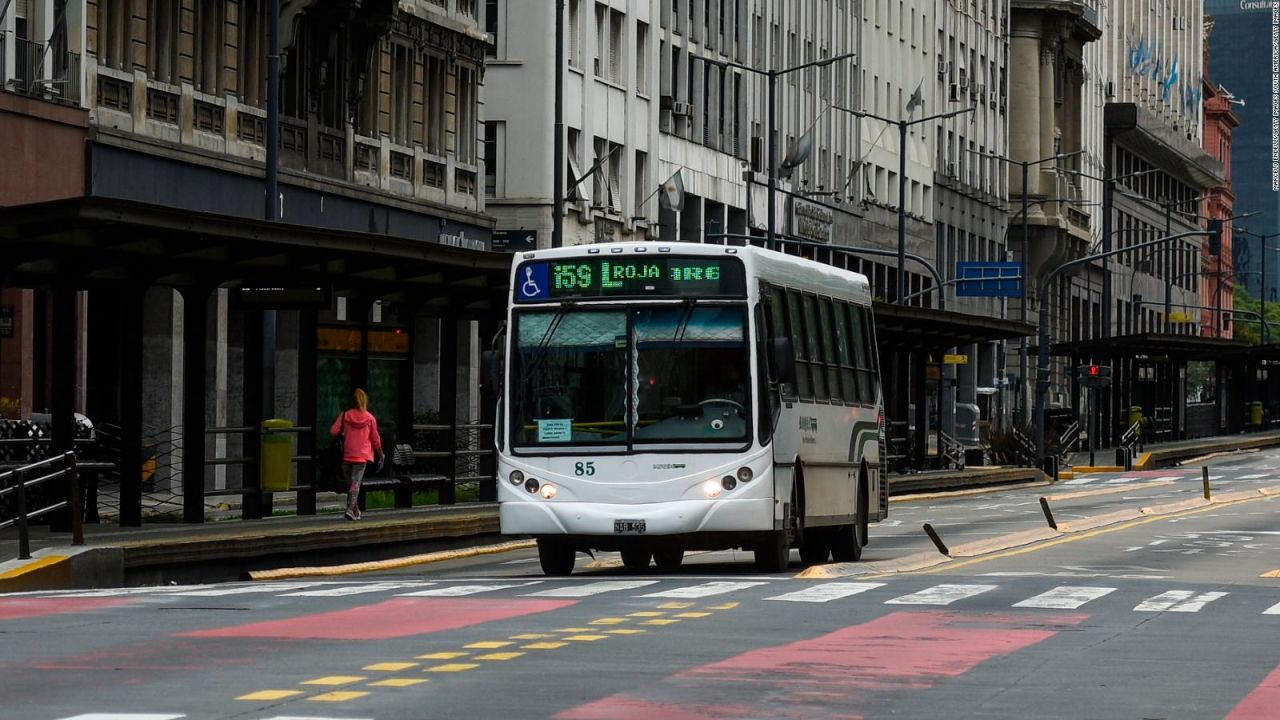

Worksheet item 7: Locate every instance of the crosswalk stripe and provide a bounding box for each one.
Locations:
[397,582,543,597]
[1238,473,1272,479]
[57,586,217,598]
[1062,478,1098,485]
[524,580,660,598]
[640,581,768,598]
[1264,601,1280,615]
[169,583,322,597]
[55,715,186,720]
[1013,586,1116,609]
[885,584,997,606]
[281,582,433,597]
[766,582,885,603]
[1135,590,1228,612]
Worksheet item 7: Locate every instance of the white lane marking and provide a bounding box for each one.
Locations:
[884,584,997,606]
[1264,601,1280,615]
[281,582,434,597]
[1013,586,1116,609]
[1153,476,1182,481]
[262,717,374,720]
[766,582,886,603]
[56,586,218,598]
[524,580,660,598]
[168,583,322,597]
[640,581,769,598]
[56,715,185,720]
[1134,590,1229,613]
[398,581,543,597]
[1063,478,1097,486]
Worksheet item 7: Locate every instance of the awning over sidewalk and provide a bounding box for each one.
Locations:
[1051,332,1249,360]
[873,302,1035,350]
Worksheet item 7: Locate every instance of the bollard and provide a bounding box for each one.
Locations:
[923,523,950,556]
[1039,496,1058,530]
[1202,466,1211,500]
[14,468,30,560]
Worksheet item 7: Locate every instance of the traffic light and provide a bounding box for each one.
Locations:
[1077,364,1113,388]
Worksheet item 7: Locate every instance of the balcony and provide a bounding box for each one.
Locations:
[4,37,81,106]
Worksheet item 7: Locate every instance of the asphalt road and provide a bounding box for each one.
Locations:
[3,449,1279,720]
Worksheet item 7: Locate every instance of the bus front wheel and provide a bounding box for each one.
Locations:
[653,548,684,572]
[537,538,577,576]
[621,549,652,571]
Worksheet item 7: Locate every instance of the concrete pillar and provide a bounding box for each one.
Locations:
[1037,38,1057,197]
[438,312,458,505]
[1008,16,1042,194]
[181,287,209,524]
[296,307,318,516]
[414,313,441,419]
[118,287,146,527]
[206,288,229,491]
[241,304,265,520]
[142,287,183,491]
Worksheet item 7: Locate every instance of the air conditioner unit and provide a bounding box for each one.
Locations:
[750,136,765,173]
[672,101,694,116]
[989,91,997,108]
[937,59,950,78]
[949,83,960,102]
[958,67,968,88]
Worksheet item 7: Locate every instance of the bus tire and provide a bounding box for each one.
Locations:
[621,549,652,571]
[537,538,576,576]
[755,530,791,572]
[653,548,683,572]
[799,528,831,564]
[831,468,868,561]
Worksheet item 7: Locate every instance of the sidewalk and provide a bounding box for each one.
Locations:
[1067,430,1280,471]
[2,465,1044,592]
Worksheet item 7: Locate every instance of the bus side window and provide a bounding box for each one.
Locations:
[786,289,813,399]
[834,302,858,404]
[801,293,827,400]
[755,303,776,443]
[850,305,876,402]
[818,298,840,403]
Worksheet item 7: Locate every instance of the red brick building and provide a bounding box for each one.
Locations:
[1200,55,1239,339]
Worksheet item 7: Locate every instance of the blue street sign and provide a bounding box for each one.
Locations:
[955,262,1022,298]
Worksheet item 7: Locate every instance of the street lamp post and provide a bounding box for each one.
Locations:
[833,105,974,304]
[705,53,857,252]
[1034,229,1217,464]
[552,0,565,248]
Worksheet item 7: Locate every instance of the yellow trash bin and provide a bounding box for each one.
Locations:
[1250,401,1264,427]
[1128,406,1143,432]
[260,419,294,493]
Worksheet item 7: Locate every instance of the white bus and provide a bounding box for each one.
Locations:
[494,242,886,575]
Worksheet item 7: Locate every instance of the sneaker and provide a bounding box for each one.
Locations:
[343,511,356,521]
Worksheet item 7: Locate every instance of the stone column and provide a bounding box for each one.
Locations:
[1038,41,1057,197]
[1008,15,1042,194]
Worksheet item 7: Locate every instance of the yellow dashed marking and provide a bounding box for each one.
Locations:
[606,628,646,635]
[510,633,554,640]
[309,691,370,702]
[302,676,366,686]
[464,641,514,649]
[674,612,711,618]
[706,602,739,610]
[363,662,418,672]
[642,619,681,626]
[628,611,664,617]
[369,678,429,688]
[658,602,694,609]
[563,634,609,641]
[425,663,480,673]
[416,652,469,660]
[475,652,525,661]
[590,618,627,625]
[236,690,303,701]
[556,627,593,632]
[522,641,569,650]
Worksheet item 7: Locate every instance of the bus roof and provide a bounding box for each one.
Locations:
[510,242,872,306]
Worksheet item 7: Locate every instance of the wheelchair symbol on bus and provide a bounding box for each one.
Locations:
[520,264,549,300]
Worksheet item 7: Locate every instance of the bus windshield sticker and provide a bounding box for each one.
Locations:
[537,418,573,442]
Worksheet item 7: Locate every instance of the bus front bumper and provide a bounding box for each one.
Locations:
[500,497,774,537]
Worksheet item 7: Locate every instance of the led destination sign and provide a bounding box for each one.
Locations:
[516,256,745,301]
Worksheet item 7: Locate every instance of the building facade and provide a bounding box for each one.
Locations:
[1199,17,1237,339]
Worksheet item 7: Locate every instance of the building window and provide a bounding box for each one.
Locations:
[194,1,224,95]
[486,0,499,56]
[148,0,180,85]
[484,121,504,197]
[634,150,648,217]
[356,42,379,135]
[567,128,583,200]
[97,0,129,71]
[391,43,413,146]
[594,3,606,77]
[635,21,649,94]
[592,137,619,211]
[238,0,266,107]
[426,54,447,155]
[609,10,623,83]
[568,0,581,68]
[457,65,478,164]
[458,0,477,18]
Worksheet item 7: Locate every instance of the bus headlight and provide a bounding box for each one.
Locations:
[539,483,558,499]
[721,475,737,491]
[509,470,525,486]
[525,477,540,494]
[736,467,754,483]
[702,479,723,498]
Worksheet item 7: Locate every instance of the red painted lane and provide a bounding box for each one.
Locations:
[178,597,576,640]
[1225,664,1280,719]
[0,597,135,621]
[559,611,1087,720]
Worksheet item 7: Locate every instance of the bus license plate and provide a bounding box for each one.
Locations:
[614,519,646,534]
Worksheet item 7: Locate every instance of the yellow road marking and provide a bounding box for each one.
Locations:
[522,642,569,650]
[302,676,365,686]
[1263,569,1280,578]
[658,602,694,609]
[642,619,680,626]
[706,602,739,610]
[556,627,593,632]
[416,652,469,660]
[589,618,627,625]
[628,611,664,617]
[425,663,479,673]
[891,478,1050,503]
[236,690,303,701]
[510,633,553,640]
[606,629,646,635]
[370,678,429,688]
[1046,479,1176,501]
[673,612,710,618]
[464,641,513,649]
[563,634,609,641]
[363,662,418,672]
[0,555,68,580]
[309,691,370,702]
[475,652,525,661]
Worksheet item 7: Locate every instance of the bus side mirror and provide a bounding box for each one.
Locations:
[771,337,797,386]
[482,350,504,390]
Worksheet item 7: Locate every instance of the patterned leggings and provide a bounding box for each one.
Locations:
[342,461,367,515]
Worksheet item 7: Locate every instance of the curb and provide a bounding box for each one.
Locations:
[246,539,537,580]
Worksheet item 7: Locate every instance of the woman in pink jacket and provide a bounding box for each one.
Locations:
[329,388,384,521]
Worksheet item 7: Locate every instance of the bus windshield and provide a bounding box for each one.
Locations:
[512,305,749,449]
